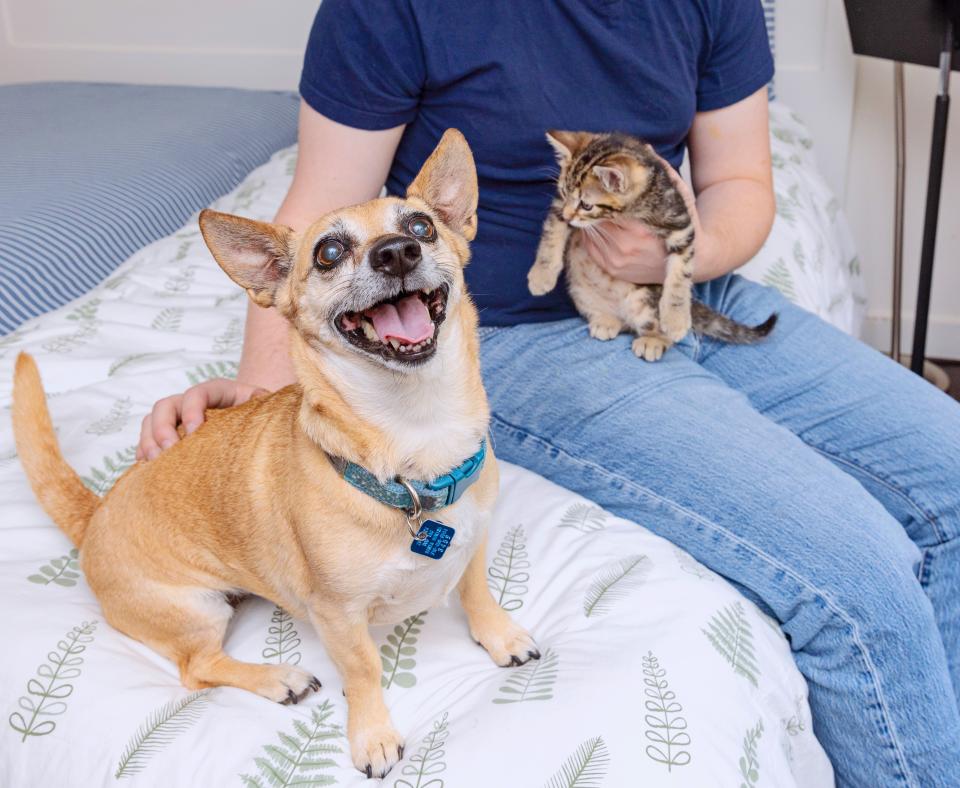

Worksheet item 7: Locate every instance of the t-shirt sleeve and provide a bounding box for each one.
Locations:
[299,0,426,130]
[697,0,774,112]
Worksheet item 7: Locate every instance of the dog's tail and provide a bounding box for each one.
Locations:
[12,353,99,546]
[691,302,778,345]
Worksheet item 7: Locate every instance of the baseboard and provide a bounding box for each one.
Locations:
[862,313,960,361]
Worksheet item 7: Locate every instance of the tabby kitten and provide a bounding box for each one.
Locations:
[528,130,776,361]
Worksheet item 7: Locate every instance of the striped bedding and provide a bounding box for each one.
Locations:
[0,83,299,335]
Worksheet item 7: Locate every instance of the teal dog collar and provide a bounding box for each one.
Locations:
[328,439,487,514]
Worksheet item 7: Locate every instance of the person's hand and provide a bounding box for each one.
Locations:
[581,159,704,284]
[137,379,267,461]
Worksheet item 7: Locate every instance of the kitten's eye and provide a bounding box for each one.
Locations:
[579,200,594,211]
[406,215,436,240]
[316,239,345,267]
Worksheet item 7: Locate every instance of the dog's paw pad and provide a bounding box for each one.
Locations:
[352,723,404,779]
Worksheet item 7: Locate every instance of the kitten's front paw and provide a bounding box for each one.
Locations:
[632,335,671,362]
[528,264,560,296]
[659,303,692,343]
[351,721,404,779]
[588,315,623,340]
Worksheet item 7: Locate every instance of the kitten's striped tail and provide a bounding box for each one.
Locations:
[691,302,778,345]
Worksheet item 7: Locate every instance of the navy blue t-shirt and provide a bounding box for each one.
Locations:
[300,0,773,326]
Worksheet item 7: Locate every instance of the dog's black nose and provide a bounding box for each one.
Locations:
[369,235,421,277]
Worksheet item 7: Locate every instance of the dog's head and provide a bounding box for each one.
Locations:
[199,129,478,373]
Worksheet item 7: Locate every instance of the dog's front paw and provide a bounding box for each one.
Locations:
[472,613,540,668]
[632,335,671,362]
[588,315,623,341]
[658,302,692,343]
[260,665,322,705]
[351,722,404,779]
[528,264,560,296]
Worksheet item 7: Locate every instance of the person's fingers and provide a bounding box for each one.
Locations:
[181,385,214,434]
[138,413,160,461]
[149,396,184,454]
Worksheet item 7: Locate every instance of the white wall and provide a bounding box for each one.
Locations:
[0,0,317,90]
[847,58,960,360]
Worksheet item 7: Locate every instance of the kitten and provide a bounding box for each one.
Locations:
[527,130,776,361]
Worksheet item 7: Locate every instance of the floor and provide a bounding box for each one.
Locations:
[934,360,960,402]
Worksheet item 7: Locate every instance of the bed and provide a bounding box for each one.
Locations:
[0,101,848,786]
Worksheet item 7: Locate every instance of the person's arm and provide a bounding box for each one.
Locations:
[581,86,774,284]
[137,102,403,459]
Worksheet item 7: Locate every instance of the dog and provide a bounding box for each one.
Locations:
[12,129,539,779]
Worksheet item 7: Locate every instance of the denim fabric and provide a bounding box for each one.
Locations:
[478,274,960,787]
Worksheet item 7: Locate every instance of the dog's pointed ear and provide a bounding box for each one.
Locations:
[407,129,478,241]
[545,130,592,162]
[199,210,295,308]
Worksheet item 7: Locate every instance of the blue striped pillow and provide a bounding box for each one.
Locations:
[0,83,299,334]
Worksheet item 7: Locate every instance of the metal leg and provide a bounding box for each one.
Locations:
[892,61,906,363]
[910,20,954,376]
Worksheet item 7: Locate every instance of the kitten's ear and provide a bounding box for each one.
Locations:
[407,129,479,240]
[545,130,592,161]
[592,164,628,194]
[199,209,295,308]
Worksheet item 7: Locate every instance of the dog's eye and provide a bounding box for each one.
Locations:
[316,239,345,267]
[579,200,594,211]
[407,216,436,241]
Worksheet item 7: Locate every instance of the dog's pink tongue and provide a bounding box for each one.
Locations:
[366,295,433,344]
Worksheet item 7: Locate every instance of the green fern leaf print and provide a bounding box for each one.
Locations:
[583,555,649,618]
[543,736,609,788]
[114,690,211,778]
[487,525,530,611]
[493,647,558,704]
[186,360,239,385]
[394,711,449,788]
[761,259,797,303]
[641,651,691,770]
[240,699,344,787]
[558,503,607,533]
[703,601,760,688]
[85,396,133,435]
[380,612,427,689]
[738,719,764,787]
[27,548,81,587]
[81,445,137,495]
[8,620,97,740]
[672,546,714,581]
[161,264,195,296]
[213,317,243,354]
[42,299,100,354]
[263,607,302,665]
[151,307,184,332]
[215,290,244,307]
[108,352,172,377]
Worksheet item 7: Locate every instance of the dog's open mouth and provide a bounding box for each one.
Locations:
[336,285,448,364]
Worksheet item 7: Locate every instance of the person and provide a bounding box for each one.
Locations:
[137,2,960,784]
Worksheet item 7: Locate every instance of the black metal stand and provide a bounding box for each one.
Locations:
[911,19,957,375]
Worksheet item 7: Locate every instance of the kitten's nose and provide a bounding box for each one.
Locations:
[562,204,577,221]
[369,234,422,277]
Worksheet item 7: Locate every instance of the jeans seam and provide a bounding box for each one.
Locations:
[806,443,946,545]
[490,411,916,786]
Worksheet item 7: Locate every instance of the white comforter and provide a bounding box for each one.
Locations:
[0,114,839,786]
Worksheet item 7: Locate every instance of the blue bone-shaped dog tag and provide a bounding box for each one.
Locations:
[410,519,456,560]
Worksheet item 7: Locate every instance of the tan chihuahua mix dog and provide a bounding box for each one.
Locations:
[12,130,539,779]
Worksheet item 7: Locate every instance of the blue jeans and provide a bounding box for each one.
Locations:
[478,274,960,788]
